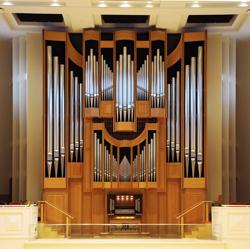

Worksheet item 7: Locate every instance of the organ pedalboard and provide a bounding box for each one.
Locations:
[42,29,207,225]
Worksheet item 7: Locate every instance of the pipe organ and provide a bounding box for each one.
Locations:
[43,30,207,226]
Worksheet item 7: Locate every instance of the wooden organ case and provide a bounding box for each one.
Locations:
[42,29,207,226]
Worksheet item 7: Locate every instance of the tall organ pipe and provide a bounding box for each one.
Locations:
[167,83,171,162]
[176,71,180,162]
[74,77,79,161]
[197,46,203,177]
[70,71,74,162]
[185,65,190,177]
[171,77,175,161]
[53,56,59,177]
[190,57,196,177]
[47,46,53,177]
[79,83,83,162]
[60,64,65,177]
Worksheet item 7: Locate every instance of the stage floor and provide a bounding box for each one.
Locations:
[24,238,226,249]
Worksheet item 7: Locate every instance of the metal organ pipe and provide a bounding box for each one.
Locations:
[151,49,165,108]
[184,46,204,178]
[116,46,134,122]
[171,77,175,162]
[176,71,180,162]
[60,64,65,177]
[137,55,149,100]
[53,56,59,177]
[197,46,203,177]
[101,55,113,101]
[190,57,196,177]
[185,65,190,177]
[166,71,180,163]
[70,71,74,162]
[46,46,66,177]
[85,48,99,108]
[47,46,53,177]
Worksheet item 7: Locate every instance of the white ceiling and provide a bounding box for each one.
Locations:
[0,0,250,38]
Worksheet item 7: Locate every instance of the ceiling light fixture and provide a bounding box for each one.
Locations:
[98,1,107,8]
[239,1,248,7]
[120,1,131,8]
[145,3,153,8]
[50,2,61,7]
[191,1,200,8]
[2,1,13,5]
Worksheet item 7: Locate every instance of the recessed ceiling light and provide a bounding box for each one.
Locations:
[239,1,248,7]
[145,4,153,8]
[98,1,107,8]
[50,2,61,7]
[2,1,13,5]
[191,1,200,8]
[120,1,131,8]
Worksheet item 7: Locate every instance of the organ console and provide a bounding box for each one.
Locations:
[42,30,207,227]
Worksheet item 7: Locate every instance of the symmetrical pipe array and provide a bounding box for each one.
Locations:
[137,55,149,100]
[151,49,165,108]
[116,46,134,122]
[101,55,113,100]
[104,143,111,182]
[94,132,102,181]
[69,70,83,162]
[46,46,65,178]
[148,132,156,182]
[85,48,99,108]
[167,71,180,162]
[119,153,131,181]
[185,46,203,177]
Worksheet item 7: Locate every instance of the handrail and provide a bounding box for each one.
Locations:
[37,201,74,220]
[176,200,212,220]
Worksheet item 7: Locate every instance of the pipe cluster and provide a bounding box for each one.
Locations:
[185,46,203,177]
[101,55,113,100]
[46,46,65,178]
[69,71,83,162]
[85,48,99,108]
[167,71,180,162]
[151,49,165,108]
[116,46,134,122]
[137,55,149,100]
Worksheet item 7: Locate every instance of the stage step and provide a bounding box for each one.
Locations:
[25,238,226,249]
[184,224,212,239]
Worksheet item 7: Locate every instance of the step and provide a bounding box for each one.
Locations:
[25,238,226,249]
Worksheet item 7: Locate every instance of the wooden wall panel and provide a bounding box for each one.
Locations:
[158,192,167,223]
[183,189,206,223]
[92,189,105,223]
[167,180,181,223]
[43,190,68,224]
[144,189,158,223]
[83,119,92,191]
[82,192,92,223]
[68,180,82,223]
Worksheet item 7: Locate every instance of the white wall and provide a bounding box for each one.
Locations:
[207,34,223,201]
[26,33,43,201]
[0,39,12,198]
[12,33,43,202]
